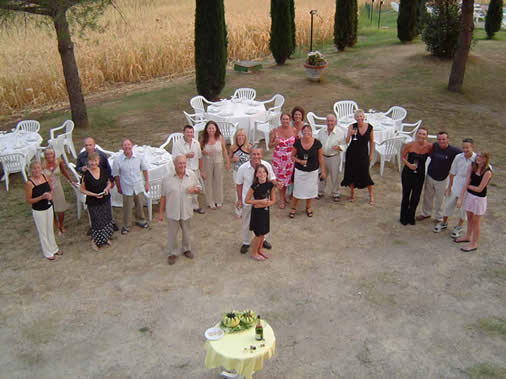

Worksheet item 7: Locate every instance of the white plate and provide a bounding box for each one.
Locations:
[205,327,224,341]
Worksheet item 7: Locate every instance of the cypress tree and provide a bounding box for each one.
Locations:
[397,0,418,42]
[270,0,292,65]
[485,0,503,39]
[350,0,358,47]
[195,0,228,100]
[334,0,355,51]
[288,0,296,55]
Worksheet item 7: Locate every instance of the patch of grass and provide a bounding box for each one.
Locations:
[465,363,506,378]
[392,239,408,246]
[138,326,152,334]
[468,318,506,339]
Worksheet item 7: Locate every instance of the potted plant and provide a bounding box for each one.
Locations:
[304,50,328,81]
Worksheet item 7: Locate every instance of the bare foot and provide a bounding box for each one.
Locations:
[250,254,265,261]
[259,250,270,259]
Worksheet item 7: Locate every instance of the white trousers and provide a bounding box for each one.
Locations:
[319,154,341,196]
[442,192,466,220]
[32,207,59,258]
[421,175,448,220]
[167,218,192,255]
[241,205,271,246]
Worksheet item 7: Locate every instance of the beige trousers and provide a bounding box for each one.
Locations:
[122,193,146,228]
[192,169,205,210]
[167,218,192,255]
[319,154,341,196]
[421,175,448,220]
[203,159,224,207]
[32,207,59,258]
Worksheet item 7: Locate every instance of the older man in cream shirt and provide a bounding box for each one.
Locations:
[158,155,202,265]
[317,114,347,201]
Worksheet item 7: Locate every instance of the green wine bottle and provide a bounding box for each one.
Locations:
[255,315,263,341]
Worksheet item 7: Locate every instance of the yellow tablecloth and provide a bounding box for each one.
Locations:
[204,321,276,379]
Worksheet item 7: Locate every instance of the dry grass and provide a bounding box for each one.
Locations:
[0,0,384,115]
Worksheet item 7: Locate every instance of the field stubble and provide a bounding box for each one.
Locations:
[0,0,381,116]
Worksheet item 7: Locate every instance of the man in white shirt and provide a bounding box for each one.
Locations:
[235,147,276,254]
[113,138,149,234]
[158,155,202,265]
[433,138,476,238]
[172,125,206,214]
[317,114,347,201]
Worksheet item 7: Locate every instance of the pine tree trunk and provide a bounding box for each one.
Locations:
[53,11,88,128]
[448,0,474,92]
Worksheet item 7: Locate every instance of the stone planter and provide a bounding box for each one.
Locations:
[304,63,328,81]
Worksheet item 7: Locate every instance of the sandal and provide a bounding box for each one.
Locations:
[250,254,265,261]
[306,208,313,217]
[54,250,63,256]
[289,208,296,218]
[279,200,286,209]
[46,256,55,261]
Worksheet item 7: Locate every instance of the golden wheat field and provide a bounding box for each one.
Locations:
[0,0,382,115]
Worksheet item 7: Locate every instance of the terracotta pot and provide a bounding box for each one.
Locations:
[303,62,328,81]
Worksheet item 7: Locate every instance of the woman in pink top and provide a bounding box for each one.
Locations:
[269,113,296,209]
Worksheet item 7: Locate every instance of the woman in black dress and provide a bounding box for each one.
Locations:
[400,127,432,225]
[245,164,276,261]
[341,109,375,204]
[80,152,113,251]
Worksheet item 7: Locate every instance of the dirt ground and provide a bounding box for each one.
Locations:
[1,42,505,378]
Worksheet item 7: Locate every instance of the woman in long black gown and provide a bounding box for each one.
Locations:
[341,109,375,204]
[399,127,432,225]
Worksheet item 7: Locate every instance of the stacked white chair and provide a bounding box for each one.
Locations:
[15,120,40,133]
[183,111,207,136]
[143,165,167,222]
[160,132,184,153]
[0,153,28,191]
[49,120,77,159]
[232,88,256,101]
[252,110,281,151]
[333,100,359,121]
[398,120,422,143]
[373,136,406,176]
[66,162,87,219]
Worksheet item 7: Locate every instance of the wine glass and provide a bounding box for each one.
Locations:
[413,159,419,174]
[303,154,308,167]
[352,125,358,141]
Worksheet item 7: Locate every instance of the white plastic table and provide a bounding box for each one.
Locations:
[0,130,42,161]
[108,145,173,207]
[206,99,268,141]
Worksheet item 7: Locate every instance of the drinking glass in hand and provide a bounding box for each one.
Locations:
[303,154,308,167]
[413,159,419,174]
[352,125,358,141]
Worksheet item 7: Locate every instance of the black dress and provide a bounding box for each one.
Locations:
[249,181,274,237]
[341,123,374,188]
[400,152,429,225]
[84,169,113,246]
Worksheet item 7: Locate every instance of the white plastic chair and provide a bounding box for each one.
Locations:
[232,88,256,101]
[67,162,87,220]
[48,134,70,165]
[143,165,167,222]
[252,110,281,150]
[160,132,184,153]
[384,106,407,122]
[214,119,238,145]
[15,120,40,133]
[398,120,422,143]
[373,136,405,176]
[306,112,328,135]
[0,153,28,191]
[190,95,215,120]
[333,100,359,120]
[183,111,207,136]
[260,94,285,112]
[49,120,77,159]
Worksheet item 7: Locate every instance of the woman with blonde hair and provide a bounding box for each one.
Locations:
[455,152,492,252]
[200,121,231,209]
[42,148,74,234]
[24,160,62,260]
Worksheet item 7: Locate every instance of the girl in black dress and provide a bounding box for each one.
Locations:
[400,127,432,225]
[341,109,375,204]
[245,164,276,261]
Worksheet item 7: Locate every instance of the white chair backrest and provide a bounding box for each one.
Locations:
[63,120,74,134]
[333,101,358,119]
[183,111,207,127]
[233,88,256,101]
[402,120,422,137]
[391,1,399,12]
[48,135,68,161]
[273,94,285,108]
[307,112,327,130]
[386,106,407,121]
[16,120,40,133]
[215,121,237,144]
[148,178,164,203]
[160,132,184,153]
[381,136,405,155]
[190,95,208,115]
[0,153,26,173]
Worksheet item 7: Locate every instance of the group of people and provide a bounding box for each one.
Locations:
[25,106,491,262]
[400,129,492,252]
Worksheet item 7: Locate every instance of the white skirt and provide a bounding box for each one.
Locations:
[293,168,318,199]
[463,192,487,216]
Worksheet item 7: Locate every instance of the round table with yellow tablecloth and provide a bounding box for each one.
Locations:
[204,320,276,379]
